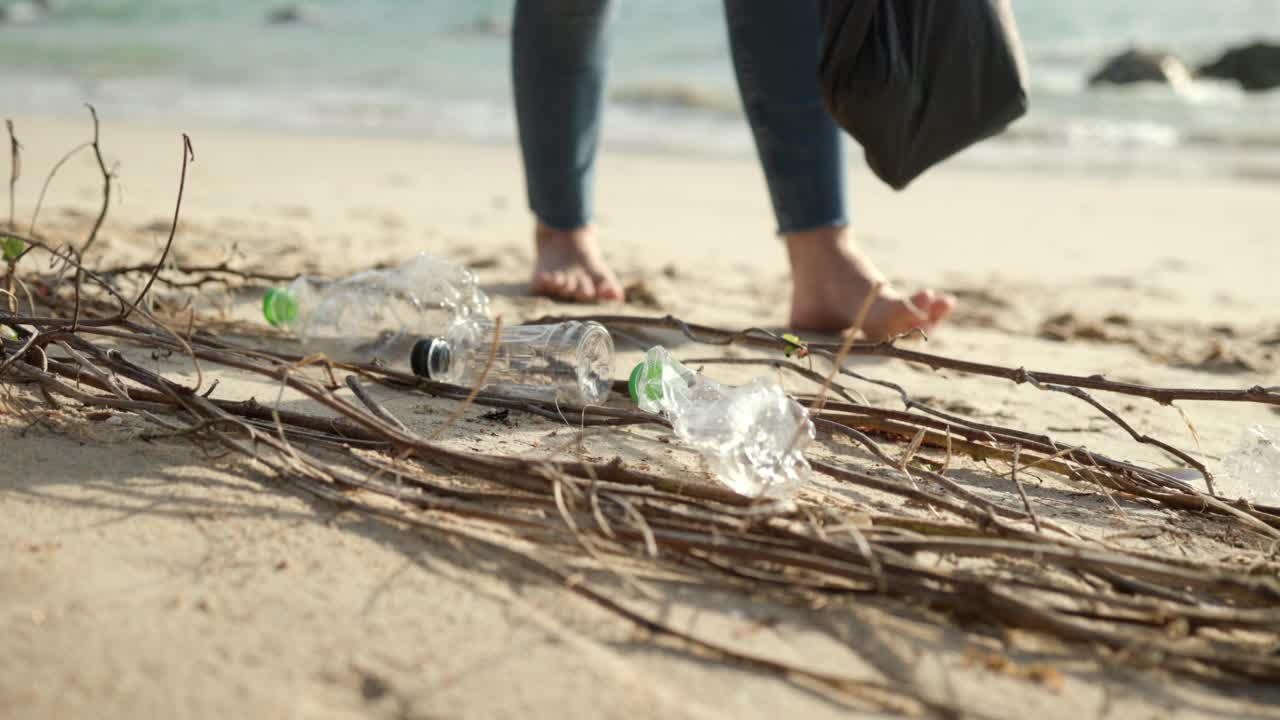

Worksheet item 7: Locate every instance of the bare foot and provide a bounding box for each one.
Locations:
[786,227,954,340]
[530,223,624,303]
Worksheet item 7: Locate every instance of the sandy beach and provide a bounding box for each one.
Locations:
[3,113,1280,719]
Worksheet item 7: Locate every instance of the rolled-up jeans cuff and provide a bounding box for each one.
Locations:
[532,210,592,233]
[777,217,849,236]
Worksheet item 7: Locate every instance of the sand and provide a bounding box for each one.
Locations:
[3,114,1279,719]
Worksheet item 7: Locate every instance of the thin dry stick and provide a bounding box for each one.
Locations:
[345,375,409,433]
[430,315,504,440]
[899,427,927,470]
[1013,442,1086,475]
[0,328,40,375]
[100,259,296,287]
[106,133,209,396]
[1035,380,1215,494]
[120,134,193,322]
[1011,445,1042,533]
[68,247,84,332]
[5,119,18,232]
[79,105,112,256]
[28,141,92,235]
[1069,447,1131,518]
[788,283,881,455]
[1174,403,1202,449]
[808,282,880,421]
[942,425,954,473]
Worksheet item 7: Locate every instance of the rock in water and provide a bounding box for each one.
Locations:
[0,0,47,23]
[1088,49,1191,87]
[463,15,511,37]
[265,4,314,25]
[1197,41,1280,92]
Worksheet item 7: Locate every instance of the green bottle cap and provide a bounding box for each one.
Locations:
[628,363,643,404]
[627,361,664,405]
[262,287,299,327]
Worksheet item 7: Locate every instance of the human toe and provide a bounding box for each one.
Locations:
[905,289,954,329]
[928,292,956,325]
[532,270,568,299]
[571,272,598,303]
[594,273,624,302]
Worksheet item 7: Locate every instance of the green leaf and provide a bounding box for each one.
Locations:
[2,236,25,262]
[781,333,805,358]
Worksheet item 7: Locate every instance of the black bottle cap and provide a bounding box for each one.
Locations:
[410,337,440,379]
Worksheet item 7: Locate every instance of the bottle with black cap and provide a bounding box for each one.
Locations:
[262,252,490,365]
[411,319,615,405]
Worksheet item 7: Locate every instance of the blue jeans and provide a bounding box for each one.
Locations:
[512,0,847,234]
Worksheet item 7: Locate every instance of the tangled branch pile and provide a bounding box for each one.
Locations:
[4,113,1280,718]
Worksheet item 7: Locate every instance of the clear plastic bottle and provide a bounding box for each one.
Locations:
[411,319,615,405]
[628,346,814,499]
[1222,424,1280,505]
[262,253,490,364]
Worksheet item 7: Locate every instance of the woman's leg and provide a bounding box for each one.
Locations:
[723,0,953,337]
[512,0,623,302]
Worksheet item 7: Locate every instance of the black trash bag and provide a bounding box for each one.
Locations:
[818,0,1028,190]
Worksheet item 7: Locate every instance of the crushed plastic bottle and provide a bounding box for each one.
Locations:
[628,346,814,499]
[262,253,490,364]
[1222,424,1280,505]
[411,319,614,405]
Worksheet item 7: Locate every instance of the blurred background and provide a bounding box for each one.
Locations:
[3,0,1278,180]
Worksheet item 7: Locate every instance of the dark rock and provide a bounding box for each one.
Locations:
[1088,48,1189,87]
[265,4,314,25]
[1197,41,1280,92]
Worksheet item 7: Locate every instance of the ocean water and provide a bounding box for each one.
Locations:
[3,0,1279,179]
